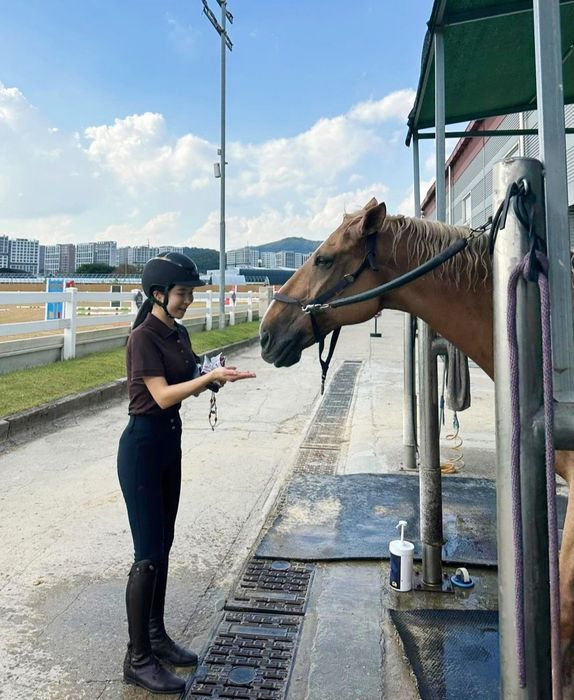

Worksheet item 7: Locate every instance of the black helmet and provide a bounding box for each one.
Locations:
[142,252,204,298]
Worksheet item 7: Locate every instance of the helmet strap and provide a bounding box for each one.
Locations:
[151,286,177,321]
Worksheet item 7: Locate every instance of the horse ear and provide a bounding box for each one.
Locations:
[363,197,379,210]
[360,202,387,237]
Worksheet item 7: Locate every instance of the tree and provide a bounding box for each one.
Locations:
[113,264,139,275]
[76,263,114,274]
[183,247,219,273]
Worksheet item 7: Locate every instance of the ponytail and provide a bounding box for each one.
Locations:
[132,297,153,330]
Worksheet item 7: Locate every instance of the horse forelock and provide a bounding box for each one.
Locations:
[385,215,492,291]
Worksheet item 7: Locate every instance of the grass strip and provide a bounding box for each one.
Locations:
[0,321,260,418]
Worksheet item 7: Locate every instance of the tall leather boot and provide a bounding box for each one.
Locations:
[149,558,198,667]
[123,560,186,694]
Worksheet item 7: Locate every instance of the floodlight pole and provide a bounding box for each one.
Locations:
[218,1,227,329]
[203,0,233,329]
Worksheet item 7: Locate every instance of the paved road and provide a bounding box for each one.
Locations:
[0,310,497,699]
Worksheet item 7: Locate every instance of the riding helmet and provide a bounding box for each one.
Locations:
[142,252,205,299]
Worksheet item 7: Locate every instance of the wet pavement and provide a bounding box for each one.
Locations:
[0,310,500,699]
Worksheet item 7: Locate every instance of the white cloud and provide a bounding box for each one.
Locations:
[0,83,104,219]
[0,85,416,250]
[348,89,415,124]
[397,179,434,217]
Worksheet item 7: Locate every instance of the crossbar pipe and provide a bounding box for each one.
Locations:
[416,128,574,139]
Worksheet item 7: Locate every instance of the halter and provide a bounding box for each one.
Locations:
[272,229,475,393]
[273,233,378,394]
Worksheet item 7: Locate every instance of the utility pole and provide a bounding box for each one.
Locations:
[202,0,233,329]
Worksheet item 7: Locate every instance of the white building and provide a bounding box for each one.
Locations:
[275,251,306,269]
[44,244,76,275]
[9,238,39,274]
[0,236,9,268]
[226,247,261,267]
[75,241,118,269]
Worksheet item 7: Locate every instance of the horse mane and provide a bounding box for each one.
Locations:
[387,215,492,290]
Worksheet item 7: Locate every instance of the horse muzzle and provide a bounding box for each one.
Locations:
[260,327,305,367]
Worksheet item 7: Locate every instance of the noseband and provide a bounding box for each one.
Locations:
[273,233,379,393]
[273,230,473,393]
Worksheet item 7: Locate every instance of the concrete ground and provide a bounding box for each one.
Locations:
[0,310,499,700]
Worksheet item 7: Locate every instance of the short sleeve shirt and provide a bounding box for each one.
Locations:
[126,313,198,415]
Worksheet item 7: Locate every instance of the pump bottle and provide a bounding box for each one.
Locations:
[389,520,414,592]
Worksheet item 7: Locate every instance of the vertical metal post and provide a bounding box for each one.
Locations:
[218,0,227,330]
[419,31,445,586]
[532,0,574,402]
[493,158,551,699]
[403,136,420,471]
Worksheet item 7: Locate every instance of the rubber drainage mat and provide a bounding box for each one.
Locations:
[390,609,499,700]
[185,611,301,699]
[256,473,566,566]
[226,558,314,615]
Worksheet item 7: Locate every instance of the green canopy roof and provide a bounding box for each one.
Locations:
[406,0,574,144]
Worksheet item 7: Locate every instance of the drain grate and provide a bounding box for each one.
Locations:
[226,558,314,615]
[292,447,339,476]
[297,360,362,454]
[186,611,302,699]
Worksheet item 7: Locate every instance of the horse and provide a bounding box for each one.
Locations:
[259,197,574,690]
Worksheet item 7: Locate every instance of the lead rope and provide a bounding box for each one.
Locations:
[208,391,217,430]
[507,250,561,697]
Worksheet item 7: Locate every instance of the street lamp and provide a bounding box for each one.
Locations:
[202,0,233,329]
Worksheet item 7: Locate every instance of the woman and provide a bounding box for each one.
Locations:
[117,252,256,694]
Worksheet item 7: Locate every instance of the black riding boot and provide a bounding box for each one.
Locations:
[149,559,198,667]
[123,560,186,694]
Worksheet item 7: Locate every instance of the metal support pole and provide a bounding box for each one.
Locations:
[403,136,420,471]
[532,0,574,402]
[418,320,443,584]
[493,158,551,699]
[419,31,446,586]
[218,0,227,330]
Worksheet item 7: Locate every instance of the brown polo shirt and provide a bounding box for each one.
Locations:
[126,313,198,415]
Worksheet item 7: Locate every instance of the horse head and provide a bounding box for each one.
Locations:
[260,198,391,367]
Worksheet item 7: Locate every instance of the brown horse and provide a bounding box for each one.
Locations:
[259,197,574,687]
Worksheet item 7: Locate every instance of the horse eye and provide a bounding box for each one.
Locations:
[315,255,333,267]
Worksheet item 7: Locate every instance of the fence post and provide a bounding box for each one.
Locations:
[259,286,273,319]
[63,287,77,360]
[247,291,253,322]
[229,294,236,326]
[205,291,213,331]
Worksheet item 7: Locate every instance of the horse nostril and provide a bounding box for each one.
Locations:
[260,328,271,351]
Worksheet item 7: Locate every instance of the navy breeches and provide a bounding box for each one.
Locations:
[117,413,182,565]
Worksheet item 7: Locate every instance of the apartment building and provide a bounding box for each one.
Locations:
[75,241,118,269]
[0,236,9,268]
[43,244,76,275]
[9,238,39,274]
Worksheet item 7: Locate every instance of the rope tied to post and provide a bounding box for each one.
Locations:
[501,182,561,696]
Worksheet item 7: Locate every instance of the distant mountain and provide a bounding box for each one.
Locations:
[185,237,322,271]
[257,237,322,254]
[183,247,220,273]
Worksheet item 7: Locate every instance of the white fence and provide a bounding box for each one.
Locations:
[0,288,255,361]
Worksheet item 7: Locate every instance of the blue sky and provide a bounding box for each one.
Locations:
[0,1,436,250]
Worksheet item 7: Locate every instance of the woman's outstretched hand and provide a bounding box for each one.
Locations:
[209,366,256,385]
